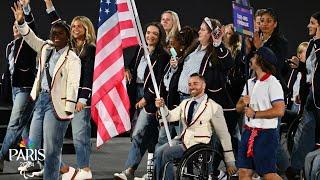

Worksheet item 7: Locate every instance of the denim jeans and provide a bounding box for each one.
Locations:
[29,92,70,180]
[156,125,179,150]
[71,108,91,168]
[125,109,159,170]
[291,92,320,170]
[0,87,32,160]
[154,139,185,180]
[304,149,320,180]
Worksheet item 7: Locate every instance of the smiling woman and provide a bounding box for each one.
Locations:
[10,1,81,179]
[49,22,70,50]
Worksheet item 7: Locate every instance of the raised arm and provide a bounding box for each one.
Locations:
[12,2,45,53]
[44,0,62,24]
[211,27,234,71]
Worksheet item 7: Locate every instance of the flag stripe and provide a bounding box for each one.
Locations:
[94,46,123,81]
[122,37,139,49]
[92,0,139,147]
[97,13,118,41]
[96,25,121,55]
[92,67,124,105]
[92,106,111,140]
[100,94,124,137]
[97,100,119,137]
[117,3,129,12]
[92,55,124,95]
[111,83,131,130]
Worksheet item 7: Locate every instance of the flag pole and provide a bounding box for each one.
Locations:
[128,0,173,146]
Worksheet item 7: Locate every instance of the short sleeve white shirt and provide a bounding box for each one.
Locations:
[241,74,284,129]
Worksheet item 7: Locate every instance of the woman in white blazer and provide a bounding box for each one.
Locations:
[12,2,81,180]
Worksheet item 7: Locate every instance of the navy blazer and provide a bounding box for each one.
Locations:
[126,45,170,113]
[5,12,37,88]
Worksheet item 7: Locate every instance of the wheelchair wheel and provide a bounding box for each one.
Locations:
[176,144,224,180]
[286,115,302,154]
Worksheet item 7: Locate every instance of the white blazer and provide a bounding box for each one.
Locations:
[162,95,235,163]
[17,21,81,120]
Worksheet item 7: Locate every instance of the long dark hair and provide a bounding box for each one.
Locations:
[145,22,166,52]
[311,11,320,23]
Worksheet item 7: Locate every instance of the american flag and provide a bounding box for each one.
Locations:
[92,0,139,147]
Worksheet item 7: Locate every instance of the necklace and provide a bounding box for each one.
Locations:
[75,41,86,57]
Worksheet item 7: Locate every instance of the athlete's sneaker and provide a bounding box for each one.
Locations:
[61,166,77,180]
[114,169,134,180]
[74,169,93,180]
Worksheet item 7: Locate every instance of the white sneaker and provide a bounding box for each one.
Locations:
[114,169,134,180]
[74,169,92,180]
[61,166,76,180]
[134,173,148,180]
[31,169,44,177]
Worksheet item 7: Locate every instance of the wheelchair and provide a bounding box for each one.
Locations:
[176,143,227,180]
[163,142,230,180]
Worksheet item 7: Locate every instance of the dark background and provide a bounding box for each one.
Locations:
[1,0,319,73]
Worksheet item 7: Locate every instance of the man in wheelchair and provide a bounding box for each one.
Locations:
[154,73,237,180]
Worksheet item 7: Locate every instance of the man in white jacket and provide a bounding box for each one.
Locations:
[154,73,236,180]
[12,2,81,179]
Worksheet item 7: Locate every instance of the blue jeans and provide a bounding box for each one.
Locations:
[29,92,70,180]
[154,139,185,180]
[156,125,179,150]
[0,87,32,160]
[291,92,320,170]
[125,109,159,170]
[71,108,91,168]
[304,149,320,180]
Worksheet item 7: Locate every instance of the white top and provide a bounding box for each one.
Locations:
[292,72,301,101]
[306,43,316,83]
[178,46,206,94]
[242,75,284,129]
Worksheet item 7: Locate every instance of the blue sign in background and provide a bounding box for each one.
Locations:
[232,2,254,37]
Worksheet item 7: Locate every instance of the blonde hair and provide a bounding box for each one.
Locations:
[297,42,308,55]
[224,24,242,58]
[161,10,181,41]
[71,16,96,45]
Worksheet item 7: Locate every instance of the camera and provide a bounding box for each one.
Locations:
[212,26,221,39]
[285,58,298,66]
